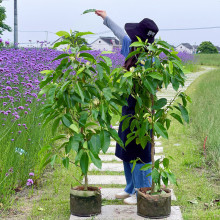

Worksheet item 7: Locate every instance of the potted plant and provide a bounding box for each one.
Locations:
[120,38,191,218]
[38,31,125,217]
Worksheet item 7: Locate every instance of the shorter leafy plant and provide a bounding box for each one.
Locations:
[120,37,191,194]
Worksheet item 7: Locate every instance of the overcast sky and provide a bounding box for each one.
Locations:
[2,0,220,46]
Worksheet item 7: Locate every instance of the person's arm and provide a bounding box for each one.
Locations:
[95,10,127,44]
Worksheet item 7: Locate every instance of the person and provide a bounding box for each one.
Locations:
[95,10,159,205]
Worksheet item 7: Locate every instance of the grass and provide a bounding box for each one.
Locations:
[187,68,220,174]
[160,68,220,219]
[0,101,52,205]
[0,161,81,219]
[195,54,220,66]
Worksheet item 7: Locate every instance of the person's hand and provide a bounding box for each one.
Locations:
[95,10,107,19]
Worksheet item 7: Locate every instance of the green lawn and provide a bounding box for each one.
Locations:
[161,68,220,219]
[195,54,220,66]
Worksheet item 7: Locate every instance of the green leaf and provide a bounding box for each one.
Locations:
[53,40,69,49]
[90,134,101,154]
[75,149,84,165]
[56,31,70,38]
[52,53,70,61]
[163,70,170,89]
[75,31,94,37]
[80,152,89,175]
[170,113,183,124]
[69,134,83,152]
[76,82,84,102]
[148,72,163,80]
[38,84,52,97]
[122,117,131,132]
[165,118,171,130]
[152,169,160,184]
[101,51,114,54]
[100,56,112,67]
[131,160,136,173]
[92,109,99,120]
[144,79,156,95]
[154,159,160,169]
[140,136,148,149]
[89,151,102,169]
[163,158,169,168]
[140,119,148,138]
[162,176,168,187]
[152,98,167,110]
[52,117,61,136]
[69,124,79,133]
[38,145,52,156]
[50,155,57,167]
[178,104,189,123]
[100,130,110,153]
[79,53,95,62]
[79,112,88,127]
[171,77,179,91]
[154,122,168,139]
[82,9,96,14]
[108,128,124,149]
[129,42,145,47]
[140,163,152,171]
[103,88,112,100]
[47,84,57,104]
[96,64,103,80]
[167,173,177,185]
[125,50,141,61]
[124,72,132,77]
[125,135,136,147]
[65,142,72,154]
[40,70,54,75]
[62,157,69,169]
[62,114,72,127]
[50,134,66,143]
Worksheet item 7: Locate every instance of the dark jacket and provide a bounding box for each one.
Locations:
[115,95,152,163]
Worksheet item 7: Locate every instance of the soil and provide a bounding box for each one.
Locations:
[73,186,100,191]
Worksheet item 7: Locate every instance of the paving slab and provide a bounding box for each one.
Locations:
[70,205,182,220]
[89,163,124,172]
[104,147,163,155]
[101,188,176,201]
[85,175,126,185]
[110,140,163,147]
[99,155,121,162]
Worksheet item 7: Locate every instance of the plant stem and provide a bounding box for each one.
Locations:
[150,94,155,193]
[84,174,88,191]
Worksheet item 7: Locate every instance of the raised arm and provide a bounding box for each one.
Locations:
[95,10,127,44]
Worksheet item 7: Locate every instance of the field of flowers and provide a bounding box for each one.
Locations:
[0,45,194,204]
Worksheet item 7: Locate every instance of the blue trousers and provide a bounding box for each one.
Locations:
[123,161,152,194]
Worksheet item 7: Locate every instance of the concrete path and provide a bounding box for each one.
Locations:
[70,67,213,220]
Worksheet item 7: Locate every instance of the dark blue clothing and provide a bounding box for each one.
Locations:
[115,36,152,164]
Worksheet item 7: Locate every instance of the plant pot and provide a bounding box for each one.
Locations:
[137,187,171,219]
[70,186,101,217]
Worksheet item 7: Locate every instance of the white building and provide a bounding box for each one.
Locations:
[90,37,121,51]
[176,43,194,54]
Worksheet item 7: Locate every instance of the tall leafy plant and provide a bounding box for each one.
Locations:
[120,38,191,193]
[38,31,127,190]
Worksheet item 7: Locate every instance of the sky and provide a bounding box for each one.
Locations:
[1,0,220,47]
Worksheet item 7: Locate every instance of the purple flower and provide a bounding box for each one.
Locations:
[6,86,12,91]
[9,168,13,173]
[11,139,14,141]
[26,178,34,186]
[18,106,24,110]
[29,172,34,176]
[0,38,2,43]
[5,41,10,45]
[5,173,9,177]
[18,130,21,133]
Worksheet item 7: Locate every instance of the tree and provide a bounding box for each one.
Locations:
[197,41,218,54]
[0,0,12,36]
